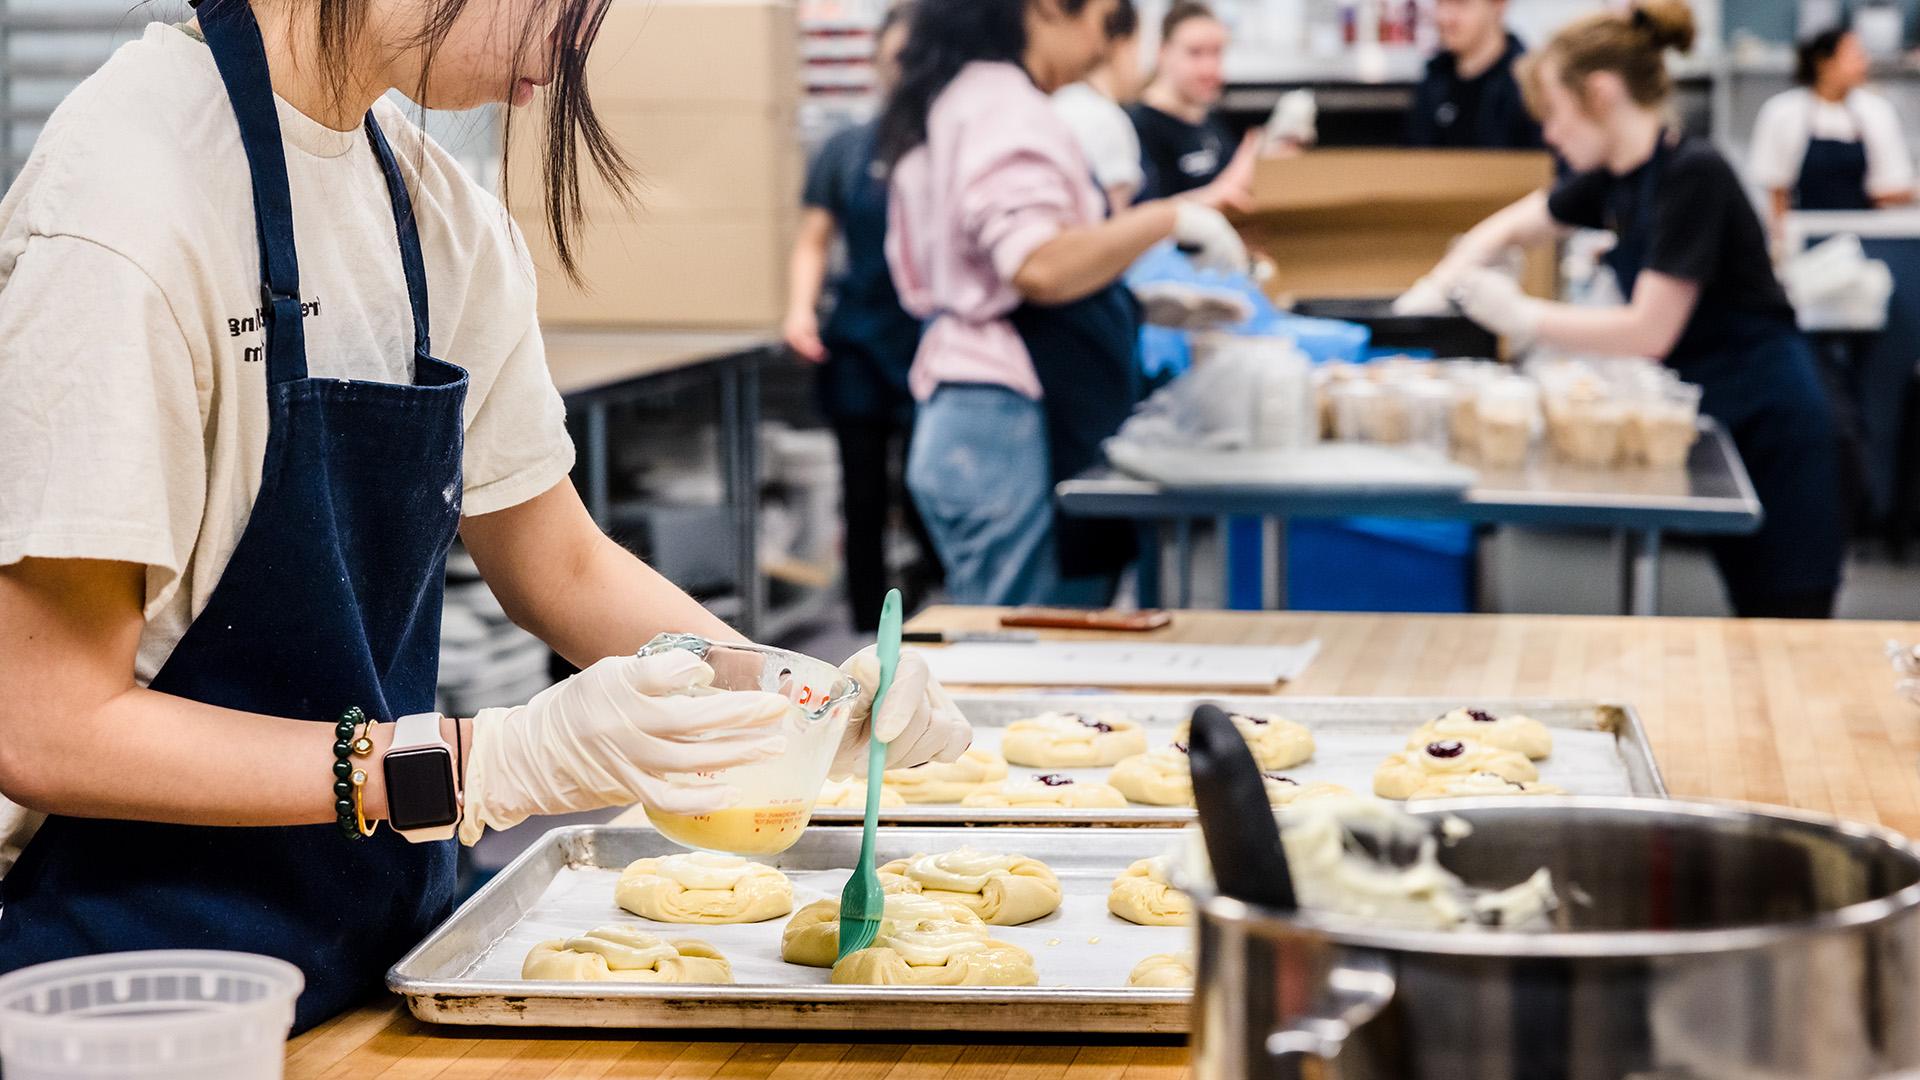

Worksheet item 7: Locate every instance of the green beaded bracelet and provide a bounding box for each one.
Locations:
[333,706,367,840]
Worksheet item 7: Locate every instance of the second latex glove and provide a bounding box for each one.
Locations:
[1451,268,1546,351]
[459,651,792,845]
[1392,275,1453,316]
[1174,202,1251,276]
[830,647,972,779]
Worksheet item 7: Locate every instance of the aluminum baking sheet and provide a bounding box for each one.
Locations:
[807,695,1666,827]
[390,825,1193,1033]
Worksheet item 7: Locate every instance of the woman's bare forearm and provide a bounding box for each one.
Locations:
[0,556,469,826]
[1011,200,1180,305]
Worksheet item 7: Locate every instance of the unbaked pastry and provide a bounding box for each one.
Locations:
[1264,774,1353,806]
[1108,855,1191,926]
[1173,712,1314,770]
[1109,746,1193,806]
[781,892,985,968]
[1374,739,1538,799]
[831,920,1038,986]
[878,849,1063,925]
[1126,951,1195,989]
[882,747,1009,803]
[522,925,732,983]
[1409,771,1566,799]
[960,774,1128,809]
[615,852,793,924]
[1000,711,1149,768]
[1406,707,1553,760]
[818,777,905,809]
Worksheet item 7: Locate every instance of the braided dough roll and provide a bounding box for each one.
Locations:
[878,849,1063,925]
[522,926,732,983]
[615,852,793,924]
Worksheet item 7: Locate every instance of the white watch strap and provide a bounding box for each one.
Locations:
[388,711,457,843]
[392,711,449,753]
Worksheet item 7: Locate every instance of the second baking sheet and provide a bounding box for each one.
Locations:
[806,695,1665,826]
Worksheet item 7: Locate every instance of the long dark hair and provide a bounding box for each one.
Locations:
[1795,28,1850,87]
[876,0,1093,168]
[221,0,631,284]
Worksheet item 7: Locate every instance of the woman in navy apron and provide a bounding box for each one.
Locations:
[0,0,967,1034]
[1404,0,1847,617]
[876,0,1250,606]
[1752,28,1917,241]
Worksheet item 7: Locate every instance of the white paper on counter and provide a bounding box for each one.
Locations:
[922,640,1321,690]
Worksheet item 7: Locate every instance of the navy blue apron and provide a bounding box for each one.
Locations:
[1793,110,1874,211]
[1608,136,1845,615]
[817,123,920,425]
[1008,280,1142,582]
[0,0,467,1033]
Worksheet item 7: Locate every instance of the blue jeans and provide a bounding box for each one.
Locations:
[906,384,1113,607]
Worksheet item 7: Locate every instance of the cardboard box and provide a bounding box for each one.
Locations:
[517,208,794,328]
[508,0,800,328]
[580,0,798,108]
[1235,149,1557,301]
[506,102,801,217]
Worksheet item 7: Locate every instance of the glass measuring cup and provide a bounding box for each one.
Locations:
[633,634,859,856]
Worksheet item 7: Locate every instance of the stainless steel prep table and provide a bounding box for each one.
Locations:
[1059,417,1761,616]
[546,329,777,638]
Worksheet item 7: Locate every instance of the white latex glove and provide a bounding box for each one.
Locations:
[1391,275,1453,316]
[1265,89,1318,149]
[459,652,792,844]
[1173,202,1251,276]
[830,647,972,779]
[1451,268,1545,351]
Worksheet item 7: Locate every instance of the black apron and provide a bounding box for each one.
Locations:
[1008,282,1142,580]
[1793,108,1874,211]
[1608,136,1846,613]
[0,0,467,1032]
[817,123,920,424]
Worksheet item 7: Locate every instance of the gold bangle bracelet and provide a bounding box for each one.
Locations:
[350,767,378,838]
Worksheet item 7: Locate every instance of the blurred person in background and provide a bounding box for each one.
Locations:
[880,0,1248,606]
[1410,0,1542,149]
[1128,1,1258,203]
[1054,0,1145,210]
[782,4,938,633]
[1751,27,1915,241]
[1399,0,1846,618]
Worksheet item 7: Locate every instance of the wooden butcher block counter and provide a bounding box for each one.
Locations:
[289,609,1920,1078]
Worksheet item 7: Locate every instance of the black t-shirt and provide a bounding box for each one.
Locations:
[1128,103,1234,200]
[1547,136,1795,359]
[1408,33,1542,150]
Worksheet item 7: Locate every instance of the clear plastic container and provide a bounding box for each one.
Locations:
[1473,375,1539,469]
[1327,379,1378,443]
[633,634,858,856]
[0,951,302,1080]
[1361,382,1412,444]
[1629,382,1703,468]
[1403,380,1457,457]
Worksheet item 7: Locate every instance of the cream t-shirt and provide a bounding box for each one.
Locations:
[0,24,576,874]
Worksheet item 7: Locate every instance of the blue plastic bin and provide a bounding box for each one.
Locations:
[1286,518,1477,613]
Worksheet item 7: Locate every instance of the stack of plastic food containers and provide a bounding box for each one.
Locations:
[1535,359,1702,468]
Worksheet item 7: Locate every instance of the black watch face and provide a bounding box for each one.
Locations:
[384,747,458,832]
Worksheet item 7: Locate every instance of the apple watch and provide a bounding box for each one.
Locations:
[383,711,461,842]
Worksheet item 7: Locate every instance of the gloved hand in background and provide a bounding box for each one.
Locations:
[831,647,971,778]
[1173,202,1251,276]
[1391,275,1454,316]
[1451,268,1546,352]
[459,651,790,844]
